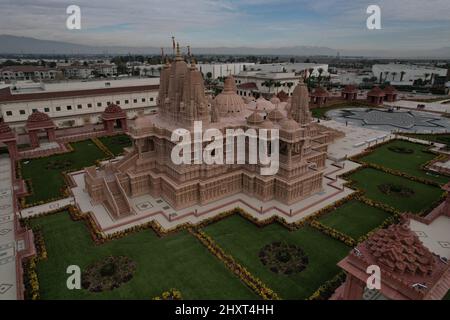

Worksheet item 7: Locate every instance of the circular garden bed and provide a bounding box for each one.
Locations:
[388,146,414,154]
[378,183,415,198]
[45,159,73,170]
[259,242,308,275]
[82,256,137,292]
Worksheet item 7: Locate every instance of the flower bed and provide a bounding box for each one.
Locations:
[189,228,280,300]
[259,242,308,275]
[81,256,137,292]
[91,137,114,158]
[308,271,346,300]
[152,288,183,300]
[378,183,415,198]
[309,220,356,247]
[22,257,40,300]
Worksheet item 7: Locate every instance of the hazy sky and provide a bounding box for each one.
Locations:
[1,0,450,50]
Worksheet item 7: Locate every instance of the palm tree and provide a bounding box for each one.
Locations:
[274,81,282,93]
[391,72,397,81]
[400,71,406,82]
[424,73,430,84]
[383,71,390,82]
[150,67,155,76]
[286,82,294,95]
[262,80,275,93]
[317,68,324,85]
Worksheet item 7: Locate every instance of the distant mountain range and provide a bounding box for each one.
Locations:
[1,35,450,58]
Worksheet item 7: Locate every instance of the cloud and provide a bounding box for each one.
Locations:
[0,0,449,49]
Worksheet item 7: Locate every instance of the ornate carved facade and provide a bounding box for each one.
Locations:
[84,46,334,219]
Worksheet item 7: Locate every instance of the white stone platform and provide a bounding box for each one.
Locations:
[318,119,395,160]
[68,159,360,235]
[410,216,450,259]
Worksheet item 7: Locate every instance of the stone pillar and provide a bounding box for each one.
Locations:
[104,120,114,133]
[6,141,18,159]
[46,128,56,141]
[342,274,365,300]
[29,130,39,148]
[121,118,128,132]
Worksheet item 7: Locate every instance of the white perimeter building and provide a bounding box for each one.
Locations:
[0,78,159,133]
[372,64,447,85]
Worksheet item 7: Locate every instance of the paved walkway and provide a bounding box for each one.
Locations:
[0,155,17,300]
[392,99,450,114]
[20,197,75,219]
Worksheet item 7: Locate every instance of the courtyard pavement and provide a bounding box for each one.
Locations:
[410,216,450,259]
[318,119,395,161]
[0,155,17,300]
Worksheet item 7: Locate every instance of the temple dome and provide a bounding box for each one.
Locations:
[279,118,300,131]
[312,86,329,97]
[104,103,124,114]
[259,118,274,129]
[343,84,358,93]
[256,96,273,110]
[27,110,51,123]
[365,223,435,276]
[384,85,397,94]
[270,96,281,105]
[214,75,246,115]
[368,86,386,97]
[243,96,255,103]
[0,119,13,133]
[268,108,284,122]
[246,111,264,125]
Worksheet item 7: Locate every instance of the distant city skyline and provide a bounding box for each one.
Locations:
[1,0,450,51]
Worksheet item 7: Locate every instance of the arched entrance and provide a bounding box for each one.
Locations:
[101,104,128,134]
[25,111,56,148]
[0,119,18,159]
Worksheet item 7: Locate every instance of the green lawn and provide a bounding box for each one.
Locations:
[358,140,449,184]
[21,140,108,204]
[348,167,444,214]
[318,200,392,239]
[98,134,132,156]
[203,215,350,299]
[30,212,256,300]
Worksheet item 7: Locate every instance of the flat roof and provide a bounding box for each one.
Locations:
[0,84,159,103]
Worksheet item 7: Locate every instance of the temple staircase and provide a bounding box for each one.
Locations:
[102,173,133,219]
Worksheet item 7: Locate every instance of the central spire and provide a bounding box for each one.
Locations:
[175,42,182,61]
